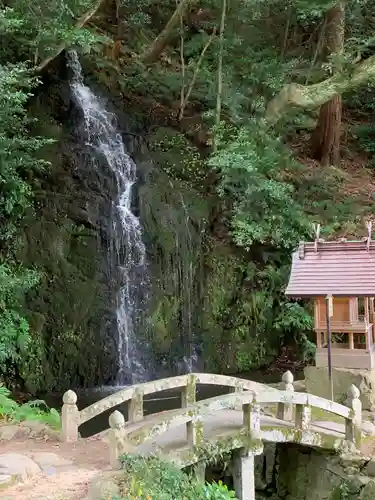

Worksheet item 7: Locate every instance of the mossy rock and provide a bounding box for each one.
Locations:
[360,480,375,500]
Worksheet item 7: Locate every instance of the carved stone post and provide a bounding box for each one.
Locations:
[61,390,79,443]
[295,399,311,431]
[276,371,294,422]
[232,447,263,500]
[128,389,143,422]
[108,410,126,469]
[243,398,261,437]
[187,413,203,447]
[345,384,362,447]
[181,374,197,408]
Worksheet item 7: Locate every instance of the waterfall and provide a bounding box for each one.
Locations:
[67,50,149,385]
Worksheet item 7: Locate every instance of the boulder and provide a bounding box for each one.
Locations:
[0,453,41,481]
[0,424,31,440]
[23,421,60,440]
[361,420,375,437]
[364,457,375,478]
[360,480,375,499]
[305,366,375,411]
[85,471,122,500]
[31,452,73,471]
[0,474,13,487]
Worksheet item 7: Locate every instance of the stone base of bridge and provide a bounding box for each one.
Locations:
[232,447,263,500]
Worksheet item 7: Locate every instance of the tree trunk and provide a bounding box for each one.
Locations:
[312,94,342,165]
[264,53,375,124]
[311,3,345,166]
[141,0,198,65]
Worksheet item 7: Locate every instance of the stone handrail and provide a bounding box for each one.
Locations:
[106,381,362,469]
[60,372,277,442]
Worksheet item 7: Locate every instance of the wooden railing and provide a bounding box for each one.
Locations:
[105,381,362,469]
[317,324,374,350]
[60,372,277,443]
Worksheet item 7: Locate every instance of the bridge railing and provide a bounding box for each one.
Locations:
[105,380,362,469]
[60,372,276,442]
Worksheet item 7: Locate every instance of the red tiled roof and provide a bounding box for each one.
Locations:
[285,240,375,297]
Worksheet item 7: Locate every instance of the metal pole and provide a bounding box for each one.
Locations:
[325,296,334,401]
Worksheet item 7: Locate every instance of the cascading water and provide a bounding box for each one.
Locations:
[67,50,149,385]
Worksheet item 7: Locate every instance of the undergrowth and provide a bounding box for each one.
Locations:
[119,455,237,499]
[0,385,60,429]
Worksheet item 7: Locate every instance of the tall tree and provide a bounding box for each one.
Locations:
[311,3,345,166]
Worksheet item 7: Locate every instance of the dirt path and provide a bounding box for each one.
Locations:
[0,435,110,499]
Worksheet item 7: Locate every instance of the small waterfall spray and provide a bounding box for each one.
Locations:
[67,50,149,385]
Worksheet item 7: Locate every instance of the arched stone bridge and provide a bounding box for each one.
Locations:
[61,372,362,500]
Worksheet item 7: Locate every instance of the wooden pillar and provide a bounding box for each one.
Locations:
[370,298,374,324]
[365,297,370,323]
[366,298,372,350]
[367,326,373,351]
[316,331,322,348]
[348,332,354,350]
[370,299,375,345]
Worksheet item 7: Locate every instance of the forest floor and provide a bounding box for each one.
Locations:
[0,434,110,499]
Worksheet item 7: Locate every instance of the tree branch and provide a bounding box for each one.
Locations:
[35,0,106,72]
[178,29,216,120]
[141,0,198,65]
[265,55,375,125]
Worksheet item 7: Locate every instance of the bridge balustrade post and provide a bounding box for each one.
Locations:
[243,398,261,436]
[186,414,203,446]
[108,410,126,469]
[276,371,294,422]
[233,447,263,500]
[129,389,144,422]
[181,374,197,408]
[61,390,79,443]
[295,400,311,431]
[345,384,362,448]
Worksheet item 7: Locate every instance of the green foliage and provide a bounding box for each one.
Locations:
[209,123,311,250]
[0,385,60,429]
[1,0,374,390]
[352,123,375,157]
[0,61,47,384]
[119,455,237,499]
[0,264,39,377]
[202,481,237,499]
[0,1,106,65]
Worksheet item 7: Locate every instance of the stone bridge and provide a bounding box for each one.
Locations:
[61,372,363,500]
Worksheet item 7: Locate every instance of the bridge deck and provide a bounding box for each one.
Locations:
[101,408,346,464]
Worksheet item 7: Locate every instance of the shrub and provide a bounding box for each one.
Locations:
[0,385,60,429]
[119,455,238,499]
